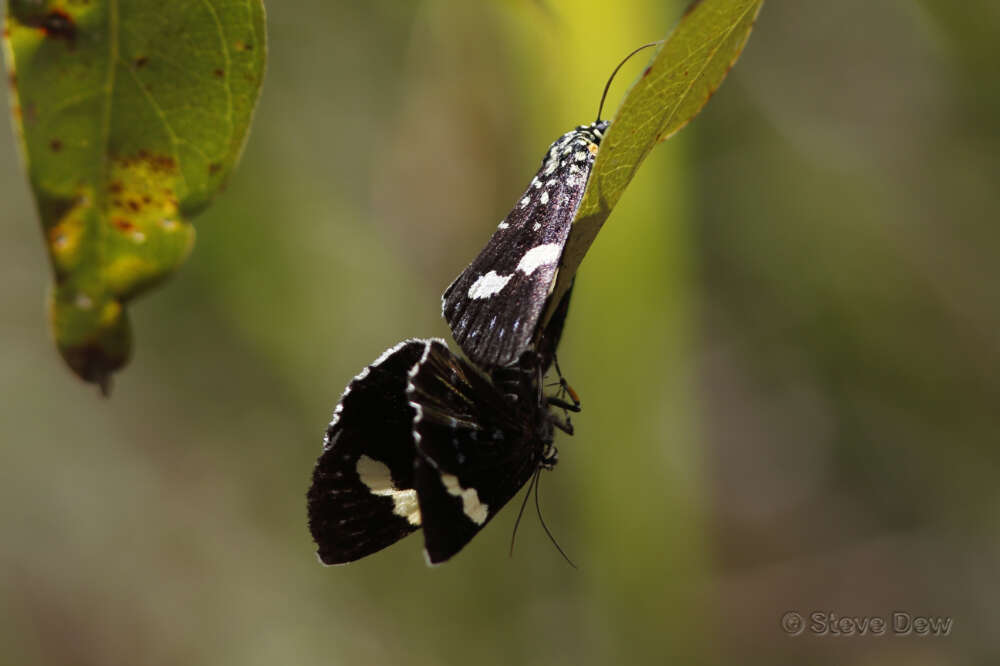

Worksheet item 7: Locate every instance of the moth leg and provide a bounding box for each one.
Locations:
[550,354,581,412]
[540,442,559,469]
[549,413,575,436]
[546,396,581,413]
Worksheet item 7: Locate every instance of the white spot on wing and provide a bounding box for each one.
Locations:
[441,473,488,525]
[516,243,561,276]
[540,190,549,205]
[520,195,531,208]
[356,455,422,525]
[327,403,345,431]
[467,270,513,299]
[410,401,424,445]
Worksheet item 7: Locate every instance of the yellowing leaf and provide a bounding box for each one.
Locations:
[3,0,266,392]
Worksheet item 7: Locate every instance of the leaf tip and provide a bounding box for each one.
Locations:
[59,343,120,396]
[50,289,131,394]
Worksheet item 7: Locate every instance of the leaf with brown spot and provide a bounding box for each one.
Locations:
[2,0,267,393]
[542,0,763,332]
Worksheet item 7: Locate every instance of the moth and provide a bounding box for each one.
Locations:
[439,43,661,371]
[441,121,608,370]
[307,338,573,565]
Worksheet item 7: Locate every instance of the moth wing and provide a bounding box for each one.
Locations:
[307,339,431,565]
[407,340,543,563]
[442,128,599,369]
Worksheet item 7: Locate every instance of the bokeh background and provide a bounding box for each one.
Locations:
[2,1,998,663]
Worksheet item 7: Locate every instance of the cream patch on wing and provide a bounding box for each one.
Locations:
[440,473,488,525]
[356,455,421,526]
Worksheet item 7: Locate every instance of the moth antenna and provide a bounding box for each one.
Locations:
[510,468,540,558]
[596,41,664,122]
[535,470,577,568]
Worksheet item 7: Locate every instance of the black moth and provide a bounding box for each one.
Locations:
[307,337,576,565]
[307,117,609,565]
[443,121,609,370]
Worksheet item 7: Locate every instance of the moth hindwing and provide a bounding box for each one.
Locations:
[408,339,556,564]
[307,339,428,565]
[441,121,609,370]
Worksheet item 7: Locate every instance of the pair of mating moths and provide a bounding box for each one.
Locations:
[307,120,609,565]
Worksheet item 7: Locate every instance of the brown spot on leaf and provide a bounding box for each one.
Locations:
[234,41,253,51]
[7,72,16,89]
[135,56,149,68]
[208,162,221,175]
[153,155,176,171]
[142,195,152,204]
[127,199,141,212]
[50,139,63,152]
[109,181,123,194]
[213,68,224,78]
[112,218,136,232]
[60,343,119,396]
[33,10,77,43]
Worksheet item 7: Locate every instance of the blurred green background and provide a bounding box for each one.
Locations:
[2,1,998,664]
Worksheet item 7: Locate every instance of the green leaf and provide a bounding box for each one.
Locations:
[543,0,762,330]
[3,0,266,392]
